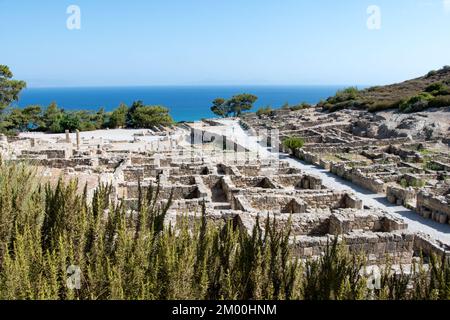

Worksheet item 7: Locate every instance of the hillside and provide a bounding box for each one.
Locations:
[318,66,450,113]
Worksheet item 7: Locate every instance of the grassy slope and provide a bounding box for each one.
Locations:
[319,66,450,112]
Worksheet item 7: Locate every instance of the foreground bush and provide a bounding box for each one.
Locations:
[1,163,450,300]
[0,163,299,300]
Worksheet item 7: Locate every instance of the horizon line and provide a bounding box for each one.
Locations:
[24,83,373,89]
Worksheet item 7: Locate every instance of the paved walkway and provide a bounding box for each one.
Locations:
[210,119,450,244]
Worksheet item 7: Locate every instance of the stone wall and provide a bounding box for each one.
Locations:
[416,191,450,224]
[291,232,414,265]
[414,233,450,260]
[329,211,406,235]
[246,194,306,213]
[22,148,71,159]
[386,185,417,206]
[124,184,202,200]
[330,163,386,193]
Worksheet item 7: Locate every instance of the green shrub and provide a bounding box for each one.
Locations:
[399,178,425,188]
[290,102,311,111]
[256,106,274,117]
[428,95,450,109]
[426,70,438,78]
[367,86,381,92]
[399,92,434,113]
[2,162,450,300]
[283,136,305,154]
[280,102,290,110]
[424,82,450,96]
[327,87,360,105]
[426,162,443,171]
[425,82,446,93]
[328,100,369,112]
[368,100,402,112]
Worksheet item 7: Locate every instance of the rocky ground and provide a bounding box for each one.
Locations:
[352,107,450,141]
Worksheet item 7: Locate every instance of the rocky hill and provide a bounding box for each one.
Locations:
[318,66,450,113]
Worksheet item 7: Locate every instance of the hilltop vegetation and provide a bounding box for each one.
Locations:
[0,101,173,135]
[0,65,26,113]
[0,65,174,135]
[256,102,312,118]
[319,66,450,113]
[211,94,258,117]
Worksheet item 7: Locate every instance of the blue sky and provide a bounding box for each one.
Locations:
[1,0,450,87]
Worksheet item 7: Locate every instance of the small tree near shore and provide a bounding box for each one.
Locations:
[210,94,258,117]
[283,137,304,154]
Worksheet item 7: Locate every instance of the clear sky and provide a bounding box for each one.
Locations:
[1,0,450,87]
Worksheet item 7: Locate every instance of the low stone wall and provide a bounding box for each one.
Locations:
[268,174,322,190]
[295,149,320,165]
[168,175,197,185]
[291,232,414,265]
[246,194,306,213]
[386,185,417,206]
[329,211,407,235]
[330,163,385,193]
[387,145,422,163]
[35,157,96,169]
[168,199,205,214]
[416,191,450,224]
[298,175,323,190]
[329,213,380,235]
[124,184,201,200]
[123,168,144,181]
[294,191,358,210]
[344,194,363,210]
[131,156,160,166]
[235,212,330,237]
[319,159,331,170]
[230,176,279,189]
[22,148,71,159]
[414,233,450,261]
[232,195,253,212]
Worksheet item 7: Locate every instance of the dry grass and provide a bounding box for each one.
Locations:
[320,66,450,112]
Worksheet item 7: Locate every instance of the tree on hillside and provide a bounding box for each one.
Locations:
[0,65,26,113]
[108,103,128,128]
[59,113,81,132]
[126,100,145,127]
[210,94,258,118]
[22,105,44,129]
[94,107,106,129]
[127,102,173,128]
[226,94,258,116]
[1,105,43,132]
[2,108,26,132]
[210,98,228,118]
[42,102,63,133]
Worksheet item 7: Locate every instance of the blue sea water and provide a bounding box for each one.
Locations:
[15,86,345,122]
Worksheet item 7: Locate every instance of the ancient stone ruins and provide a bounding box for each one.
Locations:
[1,106,450,267]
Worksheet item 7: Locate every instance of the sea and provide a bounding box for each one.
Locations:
[15,86,345,122]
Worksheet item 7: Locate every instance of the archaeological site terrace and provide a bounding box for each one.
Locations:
[2,109,450,267]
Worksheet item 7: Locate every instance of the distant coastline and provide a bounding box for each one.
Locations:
[15,85,348,122]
